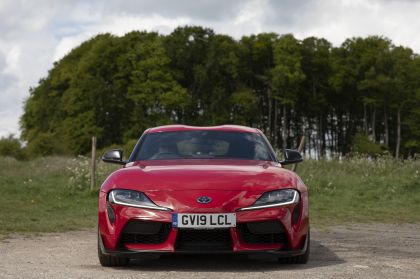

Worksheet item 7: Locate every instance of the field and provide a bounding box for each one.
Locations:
[297,157,420,225]
[0,156,419,235]
[0,156,117,235]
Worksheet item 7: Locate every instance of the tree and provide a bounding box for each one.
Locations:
[164,26,214,124]
[390,47,419,158]
[126,32,189,138]
[237,33,278,134]
[355,36,393,145]
[271,34,305,148]
[301,37,332,156]
[19,27,420,158]
[229,88,259,125]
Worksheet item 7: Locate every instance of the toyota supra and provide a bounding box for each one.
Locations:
[98,125,309,266]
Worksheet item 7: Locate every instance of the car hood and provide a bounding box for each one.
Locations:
[107,159,298,191]
[102,159,301,212]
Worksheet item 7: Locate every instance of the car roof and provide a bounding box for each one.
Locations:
[145,125,261,134]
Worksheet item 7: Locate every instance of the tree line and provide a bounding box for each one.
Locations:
[18,26,420,158]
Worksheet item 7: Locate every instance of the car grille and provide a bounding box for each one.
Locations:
[176,229,232,251]
[120,221,171,245]
[238,221,288,245]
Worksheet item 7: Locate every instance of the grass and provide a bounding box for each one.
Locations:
[0,156,116,236]
[296,156,420,225]
[0,155,419,235]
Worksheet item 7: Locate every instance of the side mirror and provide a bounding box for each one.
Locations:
[102,149,127,165]
[279,149,303,165]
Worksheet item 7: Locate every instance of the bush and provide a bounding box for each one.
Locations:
[26,132,67,157]
[0,135,25,160]
[68,155,119,191]
[68,156,91,191]
[123,139,138,157]
[351,133,389,157]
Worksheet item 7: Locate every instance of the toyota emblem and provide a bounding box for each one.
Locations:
[196,196,212,204]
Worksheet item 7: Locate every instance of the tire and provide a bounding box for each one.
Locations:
[98,232,129,267]
[279,229,310,264]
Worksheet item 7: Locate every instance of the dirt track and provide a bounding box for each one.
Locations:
[1,224,420,279]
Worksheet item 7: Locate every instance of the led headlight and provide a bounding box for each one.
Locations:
[109,189,171,211]
[238,189,299,211]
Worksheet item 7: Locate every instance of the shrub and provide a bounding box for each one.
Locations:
[68,156,91,191]
[0,135,25,160]
[26,132,67,157]
[123,139,138,157]
[68,155,119,191]
[351,133,389,157]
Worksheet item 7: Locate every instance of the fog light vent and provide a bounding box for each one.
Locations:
[106,203,115,224]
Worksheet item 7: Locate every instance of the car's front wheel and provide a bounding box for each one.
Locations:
[279,230,310,264]
[98,232,129,267]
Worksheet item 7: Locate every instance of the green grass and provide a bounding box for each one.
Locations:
[0,156,419,236]
[296,156,420,225]
[0,156,116,236]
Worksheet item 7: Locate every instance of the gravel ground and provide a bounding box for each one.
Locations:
[1,224,420,279]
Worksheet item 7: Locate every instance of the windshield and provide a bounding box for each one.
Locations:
[133,131,274,161]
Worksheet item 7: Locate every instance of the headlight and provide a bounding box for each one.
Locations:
[109,189,171,211]
[238,189,299,211]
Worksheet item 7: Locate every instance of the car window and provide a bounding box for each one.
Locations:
[134,131,273,161]
[177,139,229,156]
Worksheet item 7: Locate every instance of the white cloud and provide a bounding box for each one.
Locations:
[53,14,191,61]
[282,0,420,49]
[1,0,420,137]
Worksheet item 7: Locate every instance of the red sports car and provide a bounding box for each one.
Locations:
[98,125,309,266]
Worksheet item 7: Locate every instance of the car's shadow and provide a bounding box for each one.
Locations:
[120,240,344,271]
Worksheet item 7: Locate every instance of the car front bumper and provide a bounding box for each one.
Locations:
[98,229,309,258]
[98,190,309,256]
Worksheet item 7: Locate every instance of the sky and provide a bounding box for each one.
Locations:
[1,0,420,138]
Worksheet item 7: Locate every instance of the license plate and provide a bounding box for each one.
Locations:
[172,213,236,229]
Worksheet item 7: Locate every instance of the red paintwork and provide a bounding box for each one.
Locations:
[145,124,261,134]
[98,125,309,254]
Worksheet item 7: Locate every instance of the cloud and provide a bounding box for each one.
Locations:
[52,14,191,61]
[267,0,420,48]
[98,0,240,20]
[0,50,20,137]
[1,0,420,137]
[0,50,17,89]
